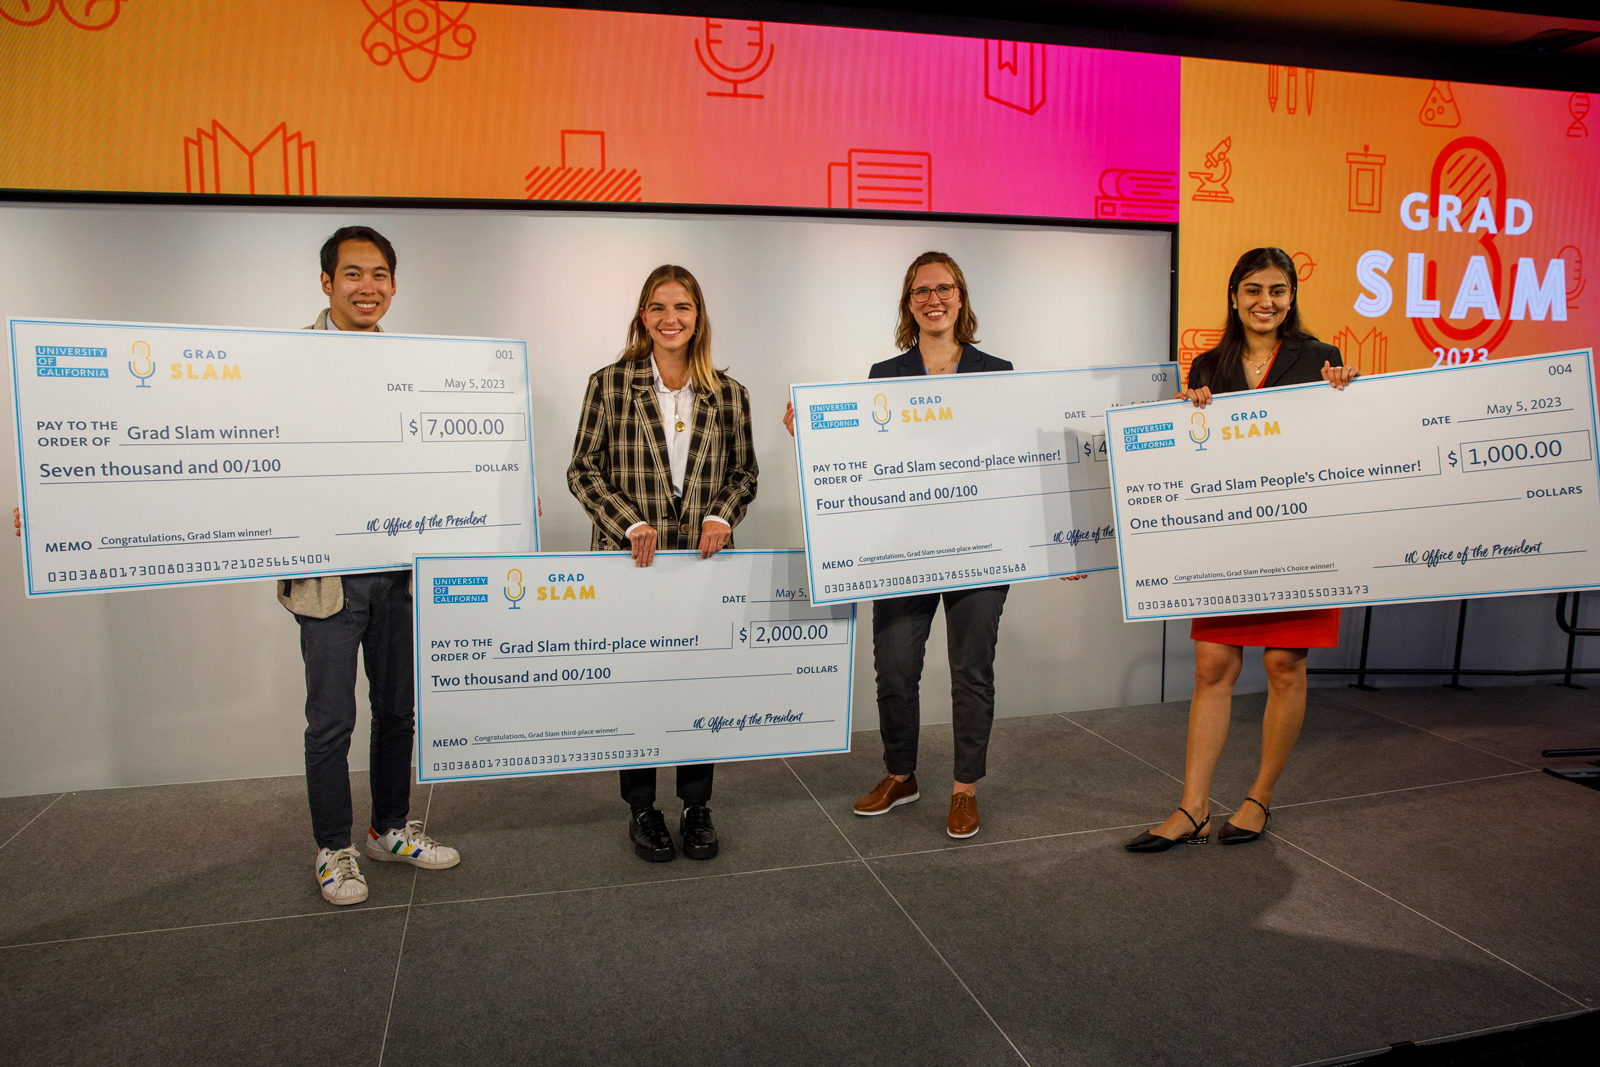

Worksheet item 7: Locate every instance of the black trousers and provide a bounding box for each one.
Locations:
[620,764,714,809]
[297,571,414,850]
[872,585,1009,785]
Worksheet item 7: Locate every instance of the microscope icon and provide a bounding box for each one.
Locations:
[1188,137,1233,203]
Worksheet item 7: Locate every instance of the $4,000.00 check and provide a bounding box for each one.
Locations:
[414,551,854,781]
[1105,349,1600,622]
[791,364,1176,605]
[9,318,536,596]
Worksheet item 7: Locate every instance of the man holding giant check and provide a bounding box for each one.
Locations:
[8,225,546,905]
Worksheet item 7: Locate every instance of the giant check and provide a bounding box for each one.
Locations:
[1106,350,1600,622]
[791,364,1176,605]
[9,318,536,596]
[413,551,854,781]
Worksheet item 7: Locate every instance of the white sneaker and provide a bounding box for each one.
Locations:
[316,847,368,906]
[365,820,461,870]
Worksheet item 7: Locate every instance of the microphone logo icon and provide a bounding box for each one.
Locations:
[871,394,891,433]
[504,568,525,609]
[1188,411,1210,451]
[128,340,155,387]
[695,19,774,99]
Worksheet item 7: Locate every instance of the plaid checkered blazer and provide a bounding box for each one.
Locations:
[567,356,759,551]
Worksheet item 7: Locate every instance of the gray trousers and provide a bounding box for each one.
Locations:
[872,585,1009,784]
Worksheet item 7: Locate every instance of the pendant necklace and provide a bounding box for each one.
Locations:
[672,383,687,433]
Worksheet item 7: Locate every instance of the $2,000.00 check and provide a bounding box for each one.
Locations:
[791,364,1176,605]
[10,317,536,596]
[413,551,855,781]
[1105,349,1600,622]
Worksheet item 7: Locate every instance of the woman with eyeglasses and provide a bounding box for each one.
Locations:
[1125,246,1358,853]
[785,251,1020,839]
[569,264,758,863]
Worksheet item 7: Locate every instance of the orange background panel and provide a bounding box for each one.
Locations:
[1179,58,1599,381]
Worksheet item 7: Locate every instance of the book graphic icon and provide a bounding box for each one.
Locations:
[984,41,1045,115]
[1330,327,1389,376]
[183,121,316,195]
[525,131,642,203]
[826,151,932,211]
[1095,169,1178,222]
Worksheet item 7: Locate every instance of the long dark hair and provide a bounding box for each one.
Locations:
[1186,247,1315,392]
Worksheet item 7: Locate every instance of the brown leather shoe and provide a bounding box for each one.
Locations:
[947,793,979,839]
[854,773,920,815]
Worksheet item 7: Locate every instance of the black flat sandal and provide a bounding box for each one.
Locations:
[1125,807,1210,852]
[1218,797,1271,845]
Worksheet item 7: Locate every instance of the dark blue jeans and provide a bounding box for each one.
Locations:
[298,571,414,850]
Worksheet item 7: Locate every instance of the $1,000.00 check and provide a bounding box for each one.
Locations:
[413,551,855,781]
[9,317,537,596]
[1105,349,1600,622]
[791,364,1177,605]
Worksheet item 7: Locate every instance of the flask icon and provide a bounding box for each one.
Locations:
[1188,411,1209,451]
[128,340,155,387]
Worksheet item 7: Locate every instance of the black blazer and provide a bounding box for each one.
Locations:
[868,342,1013,379]
[1192,336,1342,395]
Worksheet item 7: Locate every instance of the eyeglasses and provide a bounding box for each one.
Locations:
[909,284,959,304]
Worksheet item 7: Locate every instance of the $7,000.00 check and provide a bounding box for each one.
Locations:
[413,551,854,781]
[1105,349,1600,622]
[10,317,537,596]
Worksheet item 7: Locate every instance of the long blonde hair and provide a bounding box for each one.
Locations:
[623,264,720,387]
[894,251,979,352]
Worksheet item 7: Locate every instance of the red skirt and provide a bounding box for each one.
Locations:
[1191,608,1342,649]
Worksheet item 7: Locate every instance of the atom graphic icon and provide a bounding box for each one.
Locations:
[361,0,475,83]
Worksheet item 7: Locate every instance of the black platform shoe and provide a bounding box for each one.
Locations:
[1218,797,1271,845]
[1125,807,1210,852]
[679,804,720,860]
[629,807,676,862]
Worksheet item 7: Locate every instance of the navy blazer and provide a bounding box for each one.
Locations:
[868,343,1013,379]
[1192,336,1342,395]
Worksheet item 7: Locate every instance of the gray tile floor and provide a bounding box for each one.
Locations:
[2,685,1596,1066]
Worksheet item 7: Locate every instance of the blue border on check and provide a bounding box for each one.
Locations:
[9,317,539,596]
[791,363,1174,606]
[1104,348,1600,623]
[410,549,857,783]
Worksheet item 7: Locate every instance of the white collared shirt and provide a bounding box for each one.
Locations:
[651,356,696,500]
[623,358,729,536]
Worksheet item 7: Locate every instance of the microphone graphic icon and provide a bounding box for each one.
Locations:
[504,568,526,609]
[128,340,155,387]
[1188,411,1209,451]
[695,19,774,99]
[871,394,891,433]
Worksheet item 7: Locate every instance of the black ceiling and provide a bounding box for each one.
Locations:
[502,0,1600,91]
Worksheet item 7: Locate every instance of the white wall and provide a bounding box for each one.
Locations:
[0,202,1175,796]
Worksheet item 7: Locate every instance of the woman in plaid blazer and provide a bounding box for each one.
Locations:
[567,264,758,863]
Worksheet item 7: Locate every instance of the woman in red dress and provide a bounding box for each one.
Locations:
[1126,247,1360,852]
